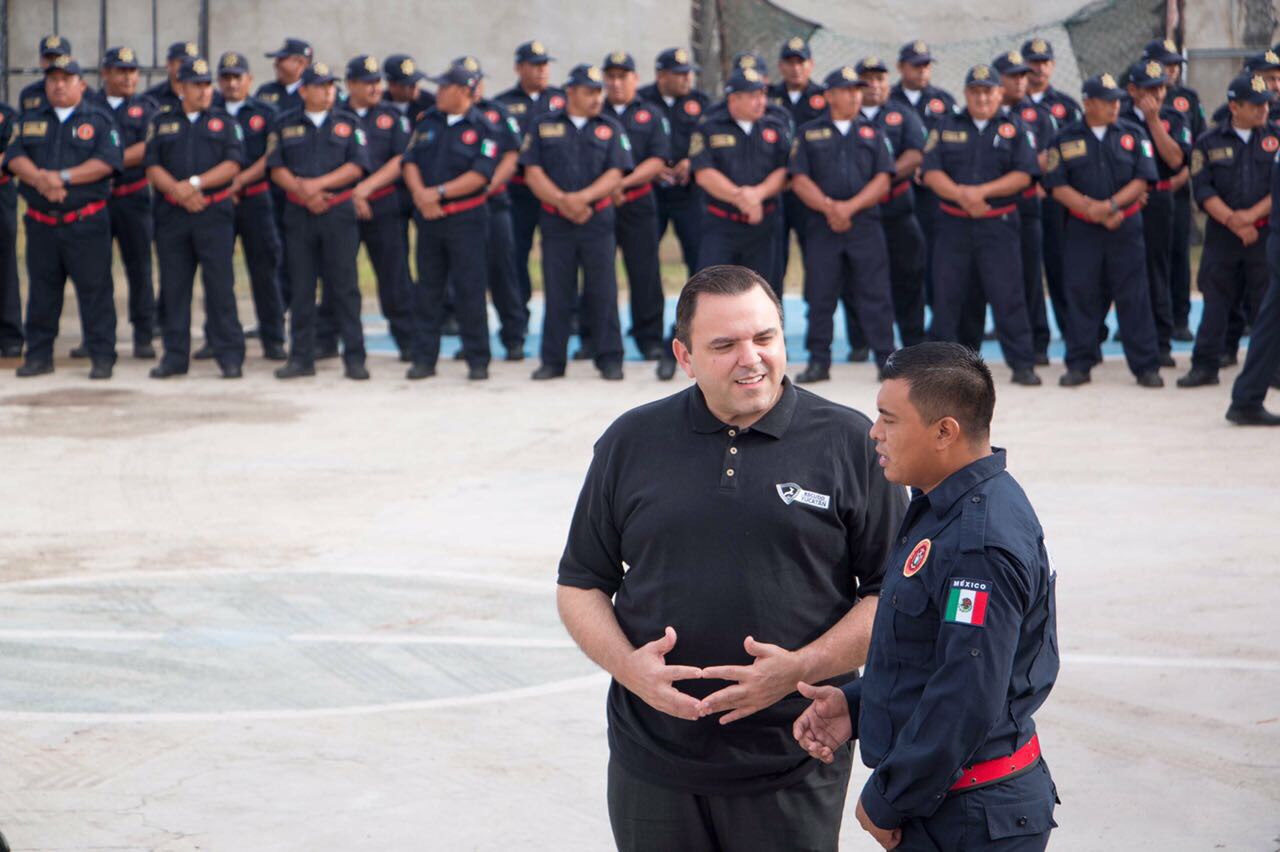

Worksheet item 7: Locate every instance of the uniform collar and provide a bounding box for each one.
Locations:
[920,448,1007,519]
[688,378,797,438]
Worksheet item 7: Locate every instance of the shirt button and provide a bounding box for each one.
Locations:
[729,447,738,455]
[726,469,735,477]
[728,430,736,437]
[972,496,982,503]
[1017,817,1028,827]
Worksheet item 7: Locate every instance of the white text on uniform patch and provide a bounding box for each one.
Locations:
[775,482,831,510]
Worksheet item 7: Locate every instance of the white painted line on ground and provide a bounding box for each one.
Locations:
[0,566,549,593]
[288,633,575,648]
[1063,653,1280,672]
[0,629,166,642]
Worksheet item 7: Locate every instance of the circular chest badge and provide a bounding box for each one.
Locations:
[635,109,651,124]
[1120,133,1135,151]
[885,110,903,126]
[998,122,1017,139]
[75,123,95,141]
[904,539,931,577]
[809,94,826,110]
[1021,107,1038,123]
[549,95,565,110]
[858,125,876,139]
[762,126,778,143]
[333,122,352,138]
[461,128,478,144]
[127,105,144,119]
[249,114,266,132]
[594,124,613,141]
[207,117,224,132]
[1173,96,1190,113]
[1264,135,1279,153]
[929,97,945,114]
[1051,103,1067,119]
[376,113,394,130]
[485,110,499,124]
[684,99,702,116]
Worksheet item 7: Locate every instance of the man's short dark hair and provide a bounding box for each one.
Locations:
[674,265,783,347]
[880,342,995,442]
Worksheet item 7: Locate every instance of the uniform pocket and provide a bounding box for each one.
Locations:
[984,795,1057,839]
[887,578,936,665]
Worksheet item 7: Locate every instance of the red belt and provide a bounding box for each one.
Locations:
[1069,201,1140,223]
[111,177,150,197]
[286,188,355,209]
[1154,179,1173,192]
[879,181,911,204]
[488,183,508,198]
[25,199,108,226]
[706,201,777,223]
[950,734,1041,794]
[1021,187,1038,199]
[1256,217,1270,229]
[241,180,271,198]
[619,184,653,204]
[541,196,614,217]
[939,202,1017,219]
[439,194,488,216]
[163,186,234,206]
[367,184,397,202]
[510,173,528,186]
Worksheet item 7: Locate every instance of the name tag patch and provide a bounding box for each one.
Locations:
[281,125,306,139]
[941,130,968,144]
[775,482,830,510]
[22,121,48,137]
[1059,138,1087,160]
[945,578,989,626]
[538,122,565,138]
[710,133,737,148]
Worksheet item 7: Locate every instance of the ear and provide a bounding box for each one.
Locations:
[673,337,696,380]
[934,416,963,451]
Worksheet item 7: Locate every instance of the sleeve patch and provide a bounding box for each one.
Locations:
[944,579,989,626]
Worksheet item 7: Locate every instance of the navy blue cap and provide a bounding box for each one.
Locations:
[733,52,768,74]
[603,51,636,72]
[301,62,337,86]
[217,51,250,76]
[964,64,1000,88]
[177,57,213,84]
[1244,50,1280,73]
[44,54,81,76]
[564,63,605,90]
[1228,72,1273,103]
[1021,38,1054,62]
[780,36,811,60]
[992,49,1030,76]
[724,66,768,94]
[39,35,71,57]
[824,65,870,90]
[346,54,383,82]
[515,40,554,64]
[1081,72,1124,101]
[384,54,424,84]
[655,47,697,73]
[102,46,140,70]
[451,55,484,79]
[855,56,889,75]
[1127,59,1167,89]
[168,40,200,61]
[1142,38,1183,64]
[429,63,480,89]
[265,37,312,60]
[898,40,933,66]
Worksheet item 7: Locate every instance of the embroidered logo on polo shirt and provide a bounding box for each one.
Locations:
[775,482,831,510]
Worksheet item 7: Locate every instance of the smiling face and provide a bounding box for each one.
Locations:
[674,285,786,428]
[966,85,1000,120]
[727,88,766,122]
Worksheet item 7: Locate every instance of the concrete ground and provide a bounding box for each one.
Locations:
[0,301,1277,852]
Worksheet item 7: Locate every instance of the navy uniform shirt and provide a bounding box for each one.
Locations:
[921,110,1040,208]
[494,85,567,137]
[770,80,828,131]
[841,450,1058,830]
[637,83,711,169]
[789,115,895,220]
[402,106,499,208]
[558,380,905,795]
[888,83,957,133]
[1030,85,1082,128]
[142,106,244,183]
[1041,118,1159,200]
[18,79,49,113]
[1007,100,1057,153]
[1168,83,1206,140]
[1189,121,1278,212]
[476,97,523,209]
[265,107,371,184]
[1119,103,1192,183]
[706,97,794,136]
[863,103,927,216]
[518,109,633,228]
[254,80,303,117]
[144,79,183,115]
[211,94,277,169]
[95,90,161,187]
[605,98,673,172]
[5,98,123,213]
[381,89,436,126]
[0,102,16,193]
[1209,99,1280,132]
[349,101,412,215]
[689,111,791,209]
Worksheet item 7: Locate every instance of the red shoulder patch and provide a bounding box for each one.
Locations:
[904,539,931,577]
[998,122,1017,139]
[248,114,266,132]
[762,126,778,143]
[127,105,144,118]
[484,110,499,124]
[207,117,224,132]
[1051,103,1067,119]
[1263,135,1279,153]
[549,94,566,110]
[859,125,876,139]
[1119,133,1135,151]
[885,110,903,126]
[1173,96,1190,113]
[635,109,651,124]
[75,123,95,141]
[594,124,613,140]
[809,94,826,110]
[333,122,352,138]
[1021,107,1038,123]
[376,113,395,130]
[461,128,478,144]
[684,99,702,116]
[929,97,945,114]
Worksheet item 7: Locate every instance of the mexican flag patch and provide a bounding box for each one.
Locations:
[945,579,989,627]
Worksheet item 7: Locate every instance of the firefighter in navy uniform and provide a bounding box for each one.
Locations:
[789,65,897,383]
[95,46,159,361]
[770,38,827,288]
[144,57,246,379]
[601,50,671,360]
[266,61,372,380]
[495,40,566,310]
[921,64,1041,387]
[1177,73,1275,390]
[0,100,21,357]
[400,63,498,381]
[1023,37,1082,348]
[18,35,73,114]
[146,41,198,115]
[382,54,435,124]
[215,51,287,361]
[519,63,632,381]
[794,342,1059,852]
[6,56,123,379]
[1040,73,1164,388]
[1122,59,1191,368]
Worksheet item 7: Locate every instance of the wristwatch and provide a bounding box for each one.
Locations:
[436,184,447,200]
[188,175,203,189]
[58,169,71,185]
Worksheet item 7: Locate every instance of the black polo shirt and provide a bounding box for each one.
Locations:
[558,378,906,795]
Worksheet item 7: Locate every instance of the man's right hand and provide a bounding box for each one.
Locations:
[792,681,853,763]
[618,626,705,721]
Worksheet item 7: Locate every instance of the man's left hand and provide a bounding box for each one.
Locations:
[856,798,902,850]
[699,636,805,724]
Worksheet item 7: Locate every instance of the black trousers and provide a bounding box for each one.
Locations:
[1040,195,1070,343]
[1018,199,1050,356]
[0,184,22,349]
[540,213,622,369]
[482,199,530,351]
[233,189,286,348]
[509,181,541,306]
[775,189,808,292]
[697,210,778,287]
[270,185,292,307]
[362,209,415,354]
[23,207,116,363]
[845,211,928,351]
[607,747,852,852]
[895,760,1057,852]
[1232,235,1280,406]
[930,211,1035,371]
[916,185,941,307]
[656,184,703,280]
[1191,222,1270,374]
[283,201,364,367]
[108,189,156,343]
[1061,215,1159,376]
[615,192,666,351]
[805,217,896,367]
[1142,190,1176,353]
[1170,187,1193,328]
[154,200,244,370]
[411,204,491,368]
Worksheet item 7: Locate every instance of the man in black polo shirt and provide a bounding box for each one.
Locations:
[557,264,905,851]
